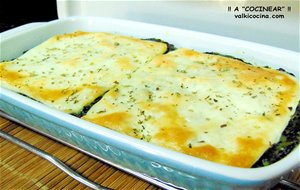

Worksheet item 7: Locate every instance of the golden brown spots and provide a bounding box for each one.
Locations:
[226,137,265,167]
[274,87,298,116]
[237,137,264,152]
[184,145,220,162]
[180,137,266,167]
[85,112,130,127]
[29,85,103,103]
[212,57,296,90]
[211,57,273,86]
[31,88,75,102]
[281,75,296,85]
[211,54,299,119]
[116,57,134,70]
[149,103,195,147]
[99,39,114,47]
[227,153,255,168]
[83,112,132,135]
[106,87,119,99]
[63,58,80,67]
[154,126,194,148]
[182,49,199,57]
[152,57,176,69]
[237,69,279,85]
[55,31,90,40]
[0,67,25,84]
[270,75,298,116]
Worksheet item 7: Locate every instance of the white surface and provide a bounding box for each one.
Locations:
[56,0,299,52]
[0,17,299,185]
[1,23,45,38]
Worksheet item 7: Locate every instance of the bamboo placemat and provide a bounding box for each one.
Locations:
[0,117,159,190]
[0,116,299,190]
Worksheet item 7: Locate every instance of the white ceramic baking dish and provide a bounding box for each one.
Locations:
[0,17,299,190]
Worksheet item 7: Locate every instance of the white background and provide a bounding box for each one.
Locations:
[57,0,299,52]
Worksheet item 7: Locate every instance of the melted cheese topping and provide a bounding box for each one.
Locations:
[83,48,299,167]
[0,31,167,114]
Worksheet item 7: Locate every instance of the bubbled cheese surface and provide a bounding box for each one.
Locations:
[0,31,167,114]
[83,48,299,167]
